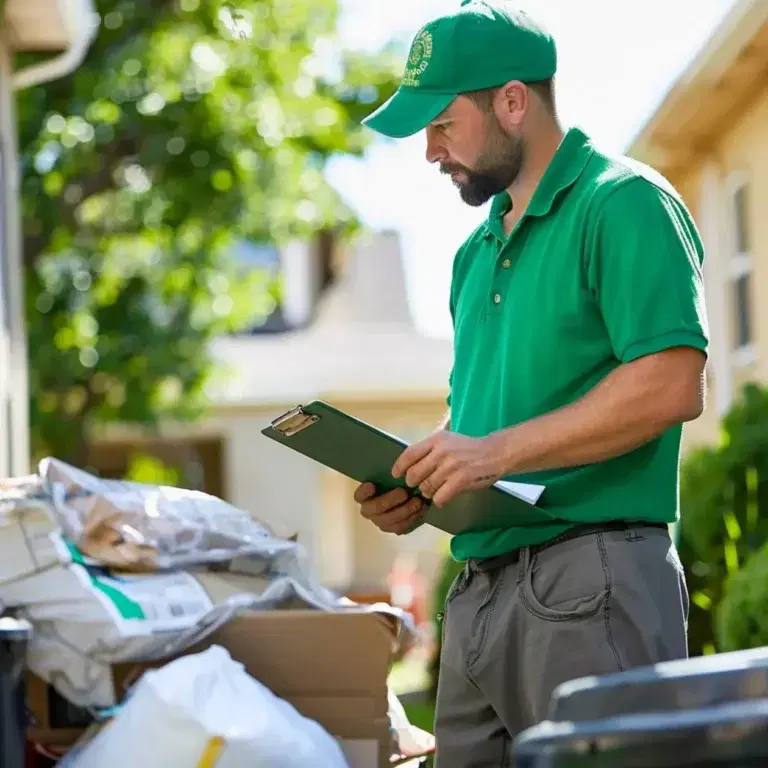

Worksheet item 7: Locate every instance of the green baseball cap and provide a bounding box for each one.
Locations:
[363,1,557,139]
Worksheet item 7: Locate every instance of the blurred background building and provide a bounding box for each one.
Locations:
[0,0,95,479]
[88,229,454,597]
[628,0,768,448]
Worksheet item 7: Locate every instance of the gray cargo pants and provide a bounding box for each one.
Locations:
[434,523,689,767]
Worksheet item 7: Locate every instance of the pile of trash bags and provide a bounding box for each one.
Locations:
[1,458,431,767]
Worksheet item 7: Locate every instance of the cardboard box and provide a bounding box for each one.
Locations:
[190,610,398,766]
[27,609,405,767]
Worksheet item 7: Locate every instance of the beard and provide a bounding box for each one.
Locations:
[440,116,525,207]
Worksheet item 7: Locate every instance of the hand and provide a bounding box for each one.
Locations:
[354,483,425,535]
[391,432,506,508]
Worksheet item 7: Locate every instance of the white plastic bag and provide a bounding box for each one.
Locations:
[65,645,349,768]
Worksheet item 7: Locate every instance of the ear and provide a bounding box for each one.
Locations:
[493,81,528,128]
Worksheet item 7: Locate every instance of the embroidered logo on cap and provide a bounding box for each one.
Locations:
[402,29,433,87]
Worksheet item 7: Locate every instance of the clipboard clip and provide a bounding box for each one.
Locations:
[270,406,320,437]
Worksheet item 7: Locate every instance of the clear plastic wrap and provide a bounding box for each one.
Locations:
[40,458,298,572]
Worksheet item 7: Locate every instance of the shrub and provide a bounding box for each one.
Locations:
[679,383,768,655]
[717,542,768,651]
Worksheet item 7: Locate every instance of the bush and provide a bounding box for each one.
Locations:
[717,542,768,651]
[679,382,768,655]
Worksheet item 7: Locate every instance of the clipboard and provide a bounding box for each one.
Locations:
[261,401,558,536]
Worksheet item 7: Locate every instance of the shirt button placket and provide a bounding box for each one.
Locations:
[493,247,509,307]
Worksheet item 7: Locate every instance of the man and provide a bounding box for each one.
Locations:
[356,2,707,766]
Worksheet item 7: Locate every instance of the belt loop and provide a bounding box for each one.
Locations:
[517,547,530,584]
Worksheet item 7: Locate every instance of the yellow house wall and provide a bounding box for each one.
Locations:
[717,83,768,384]
[663,83,768,451]
[673,163,722,452]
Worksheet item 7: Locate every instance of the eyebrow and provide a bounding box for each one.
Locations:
[429,115,453,127]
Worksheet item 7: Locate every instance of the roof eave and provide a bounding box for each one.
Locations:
[627,0,768,171]
[3,0,97,89]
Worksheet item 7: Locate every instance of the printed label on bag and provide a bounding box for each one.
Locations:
[70,559,213,636]
[63,539,213,635]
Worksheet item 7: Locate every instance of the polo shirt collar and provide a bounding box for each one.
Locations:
[485,127,593,239]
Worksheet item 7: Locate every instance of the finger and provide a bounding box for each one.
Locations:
[377,501,425,535]
[433,473,471,508]
[392,438,435,479]
[381,511,424,536]
[419,462,454,499]
[360,487,410,519]
[353,482,376,504]
[369,497,424,527]
[405,453,440,490]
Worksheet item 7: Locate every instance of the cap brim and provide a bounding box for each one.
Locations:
[362,88,456,139]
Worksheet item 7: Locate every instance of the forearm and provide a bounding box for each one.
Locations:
[490,349,705,475]
[436,409,451,432]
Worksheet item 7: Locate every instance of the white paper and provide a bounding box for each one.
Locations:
[494,480,545,505]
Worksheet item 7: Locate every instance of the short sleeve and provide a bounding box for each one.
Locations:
[588,179,709,363]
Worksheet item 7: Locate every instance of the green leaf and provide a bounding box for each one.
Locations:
[718,542,768,651]
[20,0,399,465]
[679,382,768,655]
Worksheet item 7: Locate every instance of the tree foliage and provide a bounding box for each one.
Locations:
[19,0,398,464]
[678,383,768,655]
[717,540,768,651]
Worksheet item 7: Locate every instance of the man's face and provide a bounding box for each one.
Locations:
[425,94,525,207]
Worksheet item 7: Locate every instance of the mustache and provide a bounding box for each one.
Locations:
[439,163,470,176]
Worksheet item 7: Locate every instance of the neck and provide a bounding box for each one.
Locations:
[506,118,565,215]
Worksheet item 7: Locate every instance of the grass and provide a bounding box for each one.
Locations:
[402,699,436,733]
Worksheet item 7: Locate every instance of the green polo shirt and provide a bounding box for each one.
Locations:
[447,127,709,561]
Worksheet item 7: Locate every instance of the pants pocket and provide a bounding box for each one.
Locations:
[520,536,609,622]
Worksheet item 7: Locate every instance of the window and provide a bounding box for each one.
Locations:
[726,176,754,366]
[733,184,750,254]
[734,273,752,350]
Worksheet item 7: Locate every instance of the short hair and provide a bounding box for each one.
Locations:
[466,78,555,114]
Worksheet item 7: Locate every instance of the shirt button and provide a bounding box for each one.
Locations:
[493,293,502,304]
[502,258,511,268]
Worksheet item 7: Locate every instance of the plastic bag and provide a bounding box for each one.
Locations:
[0,474,62,593]
[63,645,349,768]
[40,457,301,572]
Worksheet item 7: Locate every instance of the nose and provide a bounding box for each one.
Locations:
[425,125,447,165]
